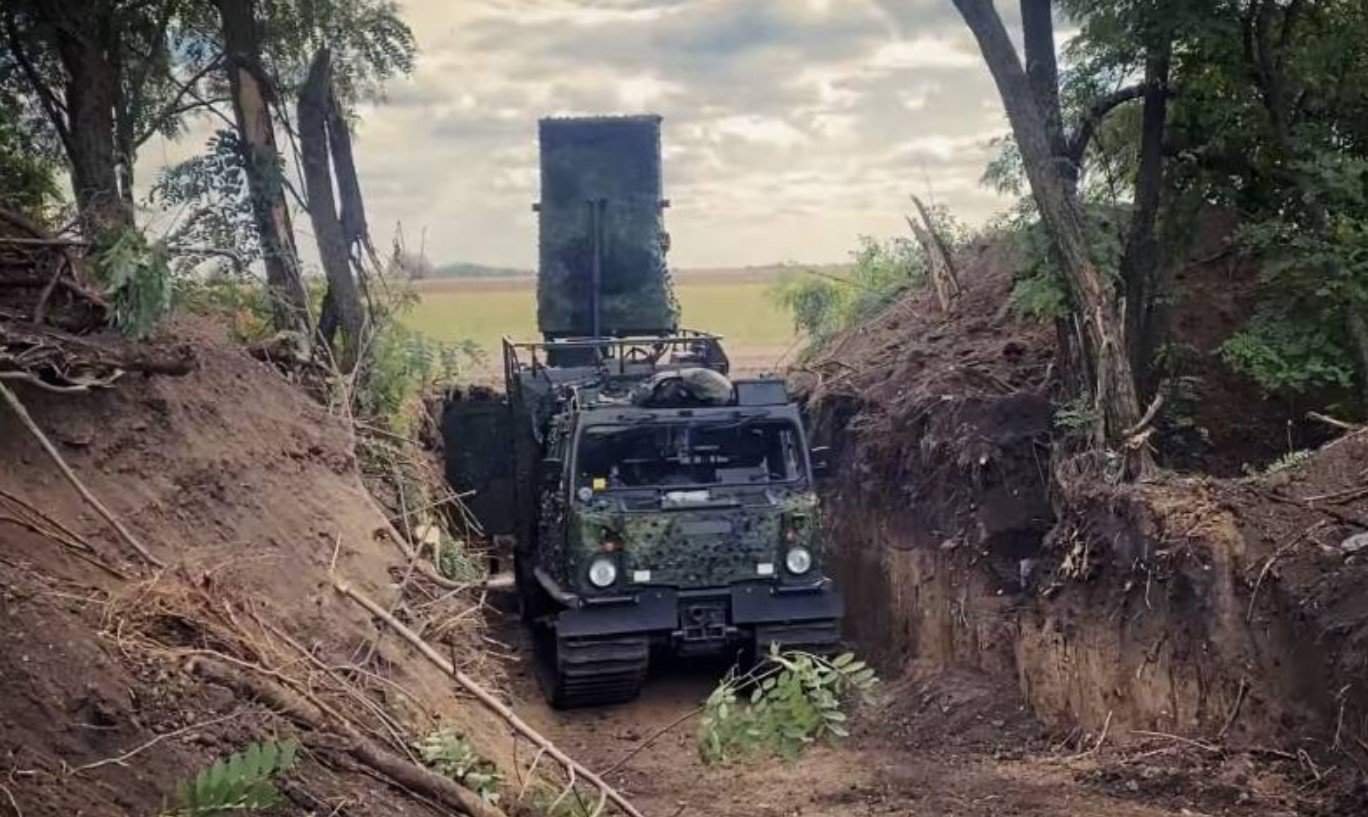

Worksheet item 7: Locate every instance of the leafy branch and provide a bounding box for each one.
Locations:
[697,646,877,764]
[167,738,299,816]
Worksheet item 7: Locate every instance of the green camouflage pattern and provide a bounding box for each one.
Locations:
[536,116,680,337]
[559,492,822,592]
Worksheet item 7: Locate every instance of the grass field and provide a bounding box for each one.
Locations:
[403,271,799,374]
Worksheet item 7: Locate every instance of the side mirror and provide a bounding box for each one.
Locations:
[540,457,563,486]
[809,446,831,478]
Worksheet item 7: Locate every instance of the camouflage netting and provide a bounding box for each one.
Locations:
[536,115,680,338]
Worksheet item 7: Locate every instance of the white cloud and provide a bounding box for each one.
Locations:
[869,37,977,70]
[138,0,1014,268]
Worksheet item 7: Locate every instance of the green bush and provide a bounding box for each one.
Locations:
[1221,313,1355,394]
[1224,153,1368,402]
[356,316,482,433]
[769,236,925,352]
[1001,201,1123,322]
[415,729,501,803]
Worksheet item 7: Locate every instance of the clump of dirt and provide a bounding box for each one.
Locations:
[869,666,1048,758]
[0,319,514,816]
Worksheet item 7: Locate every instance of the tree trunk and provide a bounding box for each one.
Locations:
[1121,41,1173,393]
[298,48,364,372]
[953,0,1151,476]
[52,15,133,239]
[1348,308,1368,409]
[214,0,310,336]
[325,89,369,252]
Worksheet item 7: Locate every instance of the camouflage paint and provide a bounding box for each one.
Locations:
[537,116,680,337]
[562,491,824,592]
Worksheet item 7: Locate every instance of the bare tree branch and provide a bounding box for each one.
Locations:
[1066,83,1147,166]
[134,52,227,146]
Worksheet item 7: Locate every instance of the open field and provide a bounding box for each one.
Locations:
[403,269,801,374]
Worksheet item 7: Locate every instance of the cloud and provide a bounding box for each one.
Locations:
[138,0,1015,268]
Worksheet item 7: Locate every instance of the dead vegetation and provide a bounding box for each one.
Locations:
[0,310,649,816]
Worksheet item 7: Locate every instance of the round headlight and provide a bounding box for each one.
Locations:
[587,557,618,588]
[785,546,813,575]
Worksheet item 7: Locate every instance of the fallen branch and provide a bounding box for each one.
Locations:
[333,579,646,817]
[0,380,165,568]
[1,321,197,377]
[599,705,703,776]
[1307,412,1362,433]
[1130,730,1222,754]
[188,656,505,817]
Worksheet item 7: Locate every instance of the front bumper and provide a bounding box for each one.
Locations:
[553,581,844,641]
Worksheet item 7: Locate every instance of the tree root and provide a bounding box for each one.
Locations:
[187,656,506,817]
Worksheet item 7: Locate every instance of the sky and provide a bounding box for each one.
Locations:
[141,0,1022,269]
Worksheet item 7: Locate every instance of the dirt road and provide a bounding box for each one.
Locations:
[496,624,1217,817]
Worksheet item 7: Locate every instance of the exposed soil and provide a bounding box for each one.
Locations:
[495,613,1336,816]
[0,319,511,816]
[794,213,1368,815]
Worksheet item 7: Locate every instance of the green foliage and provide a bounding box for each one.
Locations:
[171,739,298,816]
[1054,393,1100,436]
[434,533,486,583]
[1248,448,1314,478]
[1220,152,1368,399]
[1009,269,1069,321]
[698,647,877,765]
[769,236,925,352]
[356,299,483,433]
[0,93,60,216]
[415,729,501,804]
[151,130,262,267]
[95,229,173,340]
[1221,314,1355,395]
[174,275,281,344]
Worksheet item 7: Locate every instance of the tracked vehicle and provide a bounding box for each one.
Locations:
[444,116,842,707]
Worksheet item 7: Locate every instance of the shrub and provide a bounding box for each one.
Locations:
[769,236,925,352]
[415,729,501,803]
[1221,313,1355,395]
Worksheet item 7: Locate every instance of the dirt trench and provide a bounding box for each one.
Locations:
[494,615,1270,817]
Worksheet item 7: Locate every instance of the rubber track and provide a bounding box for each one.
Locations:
[546,635,649,709]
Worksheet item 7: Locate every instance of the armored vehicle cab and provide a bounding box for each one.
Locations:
[444,116,842,707]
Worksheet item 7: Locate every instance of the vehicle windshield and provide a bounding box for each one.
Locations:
[575,419,804,490]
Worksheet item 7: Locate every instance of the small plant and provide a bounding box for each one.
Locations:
[1248,448,1314,477]
[96,228,174,340]
[356,303,483,433]
[433,534,487,583]
[415,728,502,804]
[169,738,298,816]
[697,646,877,765]
[1054,394,1100,435]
